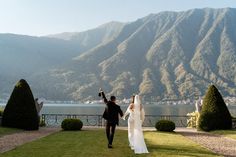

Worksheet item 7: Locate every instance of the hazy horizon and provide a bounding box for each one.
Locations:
[1,0,236,36]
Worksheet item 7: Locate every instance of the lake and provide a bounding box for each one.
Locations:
[1,103,236,116]
[1,103,236,127]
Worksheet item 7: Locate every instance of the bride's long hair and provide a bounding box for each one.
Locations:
[131,95,135,103]
[130,95,135,110]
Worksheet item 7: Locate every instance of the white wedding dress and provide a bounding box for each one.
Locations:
[123,95,149,154]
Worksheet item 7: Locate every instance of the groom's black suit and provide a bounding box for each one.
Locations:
[101,91,123,147]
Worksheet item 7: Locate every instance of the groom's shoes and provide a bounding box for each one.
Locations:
[108,144,113,148]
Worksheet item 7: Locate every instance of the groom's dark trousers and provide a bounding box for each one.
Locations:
[106,122,116,145]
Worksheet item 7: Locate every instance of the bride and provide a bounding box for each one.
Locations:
[123,95,149,154]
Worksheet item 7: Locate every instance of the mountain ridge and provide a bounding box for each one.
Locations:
[1,8,236,101]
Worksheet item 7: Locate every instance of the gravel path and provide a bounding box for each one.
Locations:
[175,128,236,157]
[0,127,60,153]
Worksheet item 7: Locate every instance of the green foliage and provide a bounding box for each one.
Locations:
[187,111,200,128]
[232,117,236,129]
[39,118,46,127]
[61,118,83,131]
[0,109,3,126]
[0,109,3,116]
[197,85,232,131]
[0,127,22,137]
[155,120,175,132]
[2,79,39,130]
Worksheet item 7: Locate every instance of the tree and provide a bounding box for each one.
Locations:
[197,85,232,131]
[2,79,39,130]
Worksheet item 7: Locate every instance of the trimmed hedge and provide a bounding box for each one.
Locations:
[0,109,3,116]
[61,118,83,131]
[155,120,175,132]
[197,85,232,131]
[0,109,3,126]
[232,117,236,129]
[2,79,39,130]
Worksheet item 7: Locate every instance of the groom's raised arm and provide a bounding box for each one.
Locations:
[100,90,108,104]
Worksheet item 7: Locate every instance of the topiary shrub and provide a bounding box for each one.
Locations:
[155,120,175,132]
[61,118,83,131]
[232,117,236,129]
[2,79,39,130]
[0,109,3,126]
[197,85,232,131]
[0,109,3,116]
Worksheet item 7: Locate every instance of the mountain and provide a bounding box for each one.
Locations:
[47,21,125,52]
[0,33,82,100]
[0,22,125,100]
[1,8,236,101]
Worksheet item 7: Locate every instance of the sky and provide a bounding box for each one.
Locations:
[0,0,236,36]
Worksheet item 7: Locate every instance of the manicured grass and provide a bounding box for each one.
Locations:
[144,131,219,157]
[211,129,236,140]
[0,127,22,137]
[0,129,219,157]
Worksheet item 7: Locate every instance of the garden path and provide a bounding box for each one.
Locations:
[0,127,60,153]
[176,128,236,157]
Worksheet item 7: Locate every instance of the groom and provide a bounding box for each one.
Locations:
[99,89,123,148]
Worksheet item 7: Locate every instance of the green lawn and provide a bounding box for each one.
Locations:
[211,129,236,140]
[0,129,219,157]
[0,127,22,137]
[144,131,219,157]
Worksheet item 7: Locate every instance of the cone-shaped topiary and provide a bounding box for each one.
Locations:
[2,79,39,130]
[197,85,232,131]
[0,109,3,116]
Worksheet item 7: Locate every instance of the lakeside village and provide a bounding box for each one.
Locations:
[85,96,236,106]
[1,96,236,106]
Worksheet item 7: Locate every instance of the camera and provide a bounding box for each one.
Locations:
[98,92,102,97]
